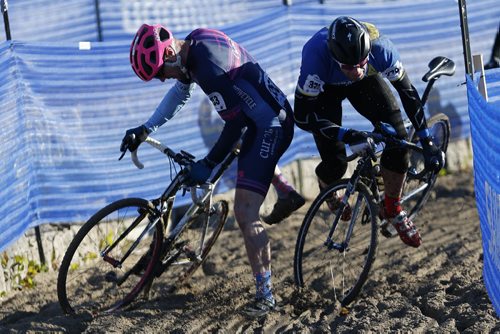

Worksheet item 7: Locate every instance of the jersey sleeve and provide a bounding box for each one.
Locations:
[296,39,328,98]
[294,35,345,140]
[144,81,196,133]
[370,36,405,82]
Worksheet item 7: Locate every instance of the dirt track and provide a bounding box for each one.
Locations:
[0,170,499,333]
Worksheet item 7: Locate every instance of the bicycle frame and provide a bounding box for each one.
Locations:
[138,138,239,270]
[101,137,239,274]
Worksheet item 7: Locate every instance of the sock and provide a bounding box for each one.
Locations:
[384,195,402,218]
[255,270,274,302]
[271,173,294,199]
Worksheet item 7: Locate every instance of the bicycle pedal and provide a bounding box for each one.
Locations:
[182,245,202,263]
[156,246,184,277]
[379,220,398,238]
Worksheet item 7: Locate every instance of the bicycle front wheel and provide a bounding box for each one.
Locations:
[57,198,163,314]
[403,113,450,219]
[294,179,379,307]
[151,199,228,293]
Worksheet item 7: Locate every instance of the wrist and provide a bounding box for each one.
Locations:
[140,124,152,135]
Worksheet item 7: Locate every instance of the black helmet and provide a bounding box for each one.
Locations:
[327,16,371,65]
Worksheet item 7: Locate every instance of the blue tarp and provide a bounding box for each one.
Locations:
[0,0,499,260]
[468,69,500,317]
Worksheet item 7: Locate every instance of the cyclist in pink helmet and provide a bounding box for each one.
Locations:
[129,24,304,223]
[121,24,304,317]
[129,24,177,81]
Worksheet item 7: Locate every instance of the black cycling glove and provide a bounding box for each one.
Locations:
[420,137,445,172]
[184,157,217,187]
[342,129,369,145]
[120,125,149,152]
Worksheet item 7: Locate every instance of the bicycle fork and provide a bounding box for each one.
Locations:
[101,208,161,285]
[325,173,363,253]
[325,154,377,252]
[101,209,159,268]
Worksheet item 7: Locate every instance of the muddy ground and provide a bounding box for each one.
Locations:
[0,171,499,333]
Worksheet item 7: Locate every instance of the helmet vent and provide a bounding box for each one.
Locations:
[137,28,147,44]
[141,54,153,76]
[159,28,170,42]
[144,36,154,49]
[149,51,156,64]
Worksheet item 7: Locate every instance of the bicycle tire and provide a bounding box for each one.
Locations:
[57,198,163,314]
[147,199,228,294]
[294,179,379,307]
[403,113,450,219]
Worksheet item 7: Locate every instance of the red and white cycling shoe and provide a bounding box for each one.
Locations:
[388,210,422,248]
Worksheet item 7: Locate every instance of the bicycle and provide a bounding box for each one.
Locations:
[293,56,456,308]
[57,136,239,314]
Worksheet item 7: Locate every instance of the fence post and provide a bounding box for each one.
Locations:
[457,0,473,76]
[472,54,489,101]
[94,0,103,41]
[1,0,11,40]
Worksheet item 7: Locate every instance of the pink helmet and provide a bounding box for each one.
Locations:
[129,24,174,81]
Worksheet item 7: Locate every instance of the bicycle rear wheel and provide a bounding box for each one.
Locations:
[150,199,228,293]
[294,179,379,307]
[57,198,163,314]
[403,113,450,219]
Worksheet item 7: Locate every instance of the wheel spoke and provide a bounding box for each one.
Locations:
[150,200,227,296]
[295,180,378,306]
[57,199,162,314]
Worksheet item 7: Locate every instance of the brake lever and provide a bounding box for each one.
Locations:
[366,137,378,162]
[118,150,127,161]
[118,134,134,161]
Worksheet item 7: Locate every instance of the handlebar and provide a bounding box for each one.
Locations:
[343,56,455,164]
[123,136,196,169]
[343,126,422,163]
[369,131,421,152]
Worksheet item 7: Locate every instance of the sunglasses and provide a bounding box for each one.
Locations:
[337,56,369,71]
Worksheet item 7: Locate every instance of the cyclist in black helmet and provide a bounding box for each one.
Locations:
[294,16,445,248]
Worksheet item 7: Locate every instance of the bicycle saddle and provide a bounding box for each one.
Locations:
[422,56,456,82]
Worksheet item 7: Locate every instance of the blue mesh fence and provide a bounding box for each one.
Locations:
[0,0,499,268]
[467,69,500,316]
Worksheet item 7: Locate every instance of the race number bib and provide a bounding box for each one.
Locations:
[382,60,404,82]
[301,74,324,96]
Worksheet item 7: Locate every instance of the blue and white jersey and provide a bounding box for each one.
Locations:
[296,23,405,97]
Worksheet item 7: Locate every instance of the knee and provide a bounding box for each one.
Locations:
[315,160,347,185]
[233,201,260,226]
[381,147,410,173]
[234,204,265,239]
